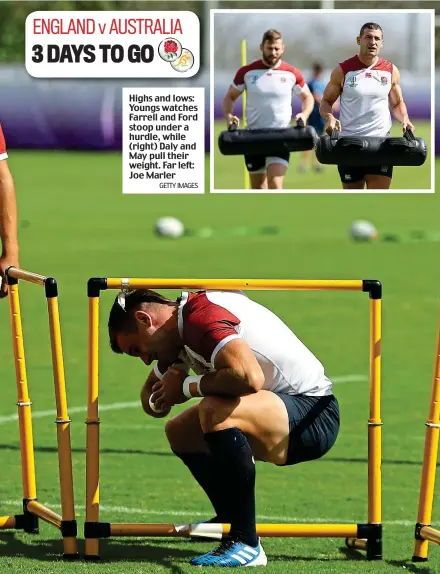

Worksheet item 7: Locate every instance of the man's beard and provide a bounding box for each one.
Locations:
[263,54,281,67]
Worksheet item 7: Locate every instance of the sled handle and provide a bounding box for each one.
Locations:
[404,128,415,141]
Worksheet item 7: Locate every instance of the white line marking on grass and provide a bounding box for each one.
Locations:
[0,499,426,528]
[0,375,366,425]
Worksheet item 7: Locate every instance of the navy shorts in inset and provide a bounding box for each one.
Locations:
[338,164,393,184]
[274,393,340,466]
[244,153,290,174]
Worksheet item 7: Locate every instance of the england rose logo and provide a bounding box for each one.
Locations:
[159,38,182,62]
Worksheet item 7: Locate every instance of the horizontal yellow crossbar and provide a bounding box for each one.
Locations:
[6,267,46,286]
[420,525,440,545]
[27,500,62,529]
[106,278,364,292]
[108,523,359,538]
[0,516,16,529]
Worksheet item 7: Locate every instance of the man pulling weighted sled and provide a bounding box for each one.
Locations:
[318,22,425,190]
[220,29,315,190]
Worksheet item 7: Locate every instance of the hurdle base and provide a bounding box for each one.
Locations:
[23,500,39,534]
[345,524,382,560]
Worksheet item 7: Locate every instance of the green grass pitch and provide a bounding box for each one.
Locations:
[213,121,432,190]
[0,150,439,572]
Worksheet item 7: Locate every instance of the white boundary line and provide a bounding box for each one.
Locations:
[0,375,367,424]
[210,8,435,194]
[0,499,428,528]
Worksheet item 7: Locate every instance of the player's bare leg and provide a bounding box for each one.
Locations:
[365,174,392,189]
[198,391,290,464]
[250,172,268,189]
[266,162,287,190]
[165,391,290,463]
[343,180,365,190]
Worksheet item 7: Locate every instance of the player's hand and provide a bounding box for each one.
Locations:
[402,118,415,134]
[226,114,240,130]
[0,254,19,299]
[324,114,341,135]
[151,367,189,410]
[295,113,307,126]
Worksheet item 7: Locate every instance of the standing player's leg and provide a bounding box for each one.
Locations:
[244,154,268,189]
[365,166,393,189]
[266,155,289,189]
[338,165,366,190]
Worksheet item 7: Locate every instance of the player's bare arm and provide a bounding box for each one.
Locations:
[222,85,242,129]
[295,84,315,125]
[152,339,265,410]
[0,158,19,298]
[320,66,343,134]
[389,65,414,133]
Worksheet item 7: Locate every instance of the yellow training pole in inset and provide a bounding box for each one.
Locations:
[85,294,101,560]
[413,318,440,562]
[47,292,78,558]
[241,39,250,190]
[8,281,38,533]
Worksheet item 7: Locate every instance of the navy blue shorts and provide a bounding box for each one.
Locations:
[338,164,393,183]
[275,393,340,466]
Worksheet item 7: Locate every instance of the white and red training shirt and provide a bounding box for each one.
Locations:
[232,60,307,130]
[0,124,8,161]
[154,290,333,397]
[339,55,393,137]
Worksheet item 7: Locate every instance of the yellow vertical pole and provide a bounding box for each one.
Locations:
[85,295,101,559]
[8,282,38,506]
[413,319,440,561]
[46,291,78,557]
[241,38,250,190]
[368,297,382,526]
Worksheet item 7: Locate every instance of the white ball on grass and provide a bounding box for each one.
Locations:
[154,217,185,239]
[350,220,378,241]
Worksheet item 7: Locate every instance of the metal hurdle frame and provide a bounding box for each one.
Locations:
[0,267,78,559]
[413,316,440,561]
[84,277,382,561]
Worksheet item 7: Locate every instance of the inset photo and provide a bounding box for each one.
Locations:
[210,9,434,193]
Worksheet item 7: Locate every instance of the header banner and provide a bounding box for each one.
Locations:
[25,11,200,78]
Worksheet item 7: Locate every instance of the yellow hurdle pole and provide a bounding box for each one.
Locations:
[27,500,62,528]
[419,526,440,545]
[0,516,17,529]
[46,283,78,558]
[105,278,364,292]
[241,39,250,190]
[7,280,39,533]
[413,318,440,562]
[368,296,382,529]
[6,266,46,286]
[85,294,101,559]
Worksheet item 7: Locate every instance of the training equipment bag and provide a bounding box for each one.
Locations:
[218,120,318,156]
[315,129,427,167]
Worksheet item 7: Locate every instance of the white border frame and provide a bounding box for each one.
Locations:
[209,8,435,194]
